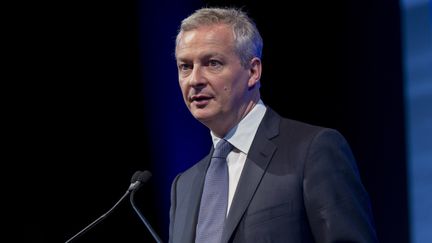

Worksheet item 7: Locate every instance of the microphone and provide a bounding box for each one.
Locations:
[128,170,152,192]
[65,170,152,243]
[129,171,163,243]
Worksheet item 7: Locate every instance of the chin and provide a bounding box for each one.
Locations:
[191,109,217,123]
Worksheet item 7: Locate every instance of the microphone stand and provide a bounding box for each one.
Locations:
[130,188,163,243]
[65,191,130,243]
[64,171,157,243]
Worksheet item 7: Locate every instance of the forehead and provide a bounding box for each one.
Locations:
[176,24,235,58]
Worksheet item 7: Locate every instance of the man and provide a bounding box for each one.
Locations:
[170,7,378,243]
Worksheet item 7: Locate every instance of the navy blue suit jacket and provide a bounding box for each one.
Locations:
[169,108,378,243]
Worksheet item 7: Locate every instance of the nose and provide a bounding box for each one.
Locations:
[188,66,207,88]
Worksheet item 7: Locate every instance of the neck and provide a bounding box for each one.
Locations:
[210,95,260,138]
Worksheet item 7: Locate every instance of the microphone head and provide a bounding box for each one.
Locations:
[131,170,152,184]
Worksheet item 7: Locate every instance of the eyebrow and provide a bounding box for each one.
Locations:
[177,52,224,62]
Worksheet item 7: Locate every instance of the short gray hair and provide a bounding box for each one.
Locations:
[175,7,263,67]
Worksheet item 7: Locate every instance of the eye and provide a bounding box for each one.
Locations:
[208,59,223,68]
[178,63,192,71]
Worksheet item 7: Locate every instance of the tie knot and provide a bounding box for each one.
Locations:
[213,139,233,159]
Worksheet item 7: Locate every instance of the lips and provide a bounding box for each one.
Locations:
[189,94,213,106]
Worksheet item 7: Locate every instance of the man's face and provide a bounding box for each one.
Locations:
[175,24,255,135]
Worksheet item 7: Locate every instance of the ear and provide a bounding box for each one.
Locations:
[248,57,262,88]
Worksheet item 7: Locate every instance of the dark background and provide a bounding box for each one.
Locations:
[10,0,408,242]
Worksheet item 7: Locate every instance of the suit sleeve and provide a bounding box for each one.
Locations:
[303,129,378,243]
[169,173,181,243]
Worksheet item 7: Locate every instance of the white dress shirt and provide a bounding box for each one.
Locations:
[210,100,267,215]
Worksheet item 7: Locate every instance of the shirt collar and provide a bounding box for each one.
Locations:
[211,99,267,154]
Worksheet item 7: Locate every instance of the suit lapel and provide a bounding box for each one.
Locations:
[180,151,213,243]
[221,108,280,243]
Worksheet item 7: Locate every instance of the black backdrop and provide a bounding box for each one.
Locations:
[10,0,408,242]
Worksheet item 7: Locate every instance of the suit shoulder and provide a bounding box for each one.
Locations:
[263,107,349,146]
[279,116,324,135]
[174,154,209,182]
[277,116,348,145]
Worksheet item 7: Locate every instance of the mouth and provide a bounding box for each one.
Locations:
[189,94,213,106]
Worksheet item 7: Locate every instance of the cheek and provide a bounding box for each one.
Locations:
[179,81,187,93]
[179,85,189,103]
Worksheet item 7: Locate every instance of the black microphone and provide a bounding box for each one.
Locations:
[129,171,163,243]
[128,170,152,192]
[65,170,152,243]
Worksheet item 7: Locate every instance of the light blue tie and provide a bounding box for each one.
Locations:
[195,139,233,243]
